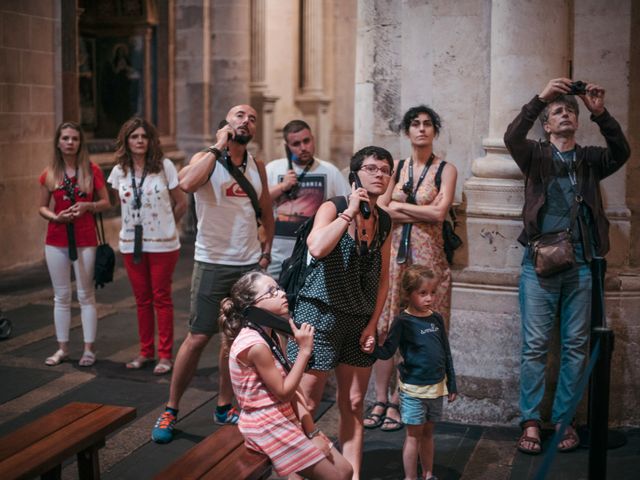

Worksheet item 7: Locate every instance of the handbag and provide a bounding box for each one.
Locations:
[530,229,575,277]
[442,210,462,265]
[94,213,115,288]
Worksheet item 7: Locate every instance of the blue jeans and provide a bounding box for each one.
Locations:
[519,248,591,424]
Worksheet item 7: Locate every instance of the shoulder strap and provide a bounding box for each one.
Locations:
[394,159,405,184]
[328,195,349,214]
[221,151,262,222]
[377,207,392,243]
[434,160,447,192]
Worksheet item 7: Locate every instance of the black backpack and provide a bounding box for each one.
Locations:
[278,197,347,311]
[278,196,392,311]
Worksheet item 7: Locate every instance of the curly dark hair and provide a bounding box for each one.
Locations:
[219,271,268,350]
[400,105,442,136]
[115,117,164,174]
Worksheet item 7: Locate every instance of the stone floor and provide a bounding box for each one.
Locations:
[0,238,637,479]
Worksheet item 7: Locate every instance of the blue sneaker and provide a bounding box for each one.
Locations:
[151,410,177,443]
[214,406,239,425]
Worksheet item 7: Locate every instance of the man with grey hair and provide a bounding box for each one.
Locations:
[504,78,629,455]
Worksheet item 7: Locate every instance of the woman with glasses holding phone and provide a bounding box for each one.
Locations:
[286,146,393,479]
[365,105,458,434]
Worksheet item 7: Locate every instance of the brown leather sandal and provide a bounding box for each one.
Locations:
[517,419,542,455]
[557,423,580,452]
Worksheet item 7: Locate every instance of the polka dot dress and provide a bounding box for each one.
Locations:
[287,207,390,370]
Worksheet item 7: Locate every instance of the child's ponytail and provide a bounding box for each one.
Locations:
[218,271,266,349]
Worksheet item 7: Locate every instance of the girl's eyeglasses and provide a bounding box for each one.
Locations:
[253,285,285,304]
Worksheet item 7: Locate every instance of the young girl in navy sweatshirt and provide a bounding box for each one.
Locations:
[365,265,457,480]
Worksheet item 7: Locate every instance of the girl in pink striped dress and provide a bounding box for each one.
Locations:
[222,271,352,480]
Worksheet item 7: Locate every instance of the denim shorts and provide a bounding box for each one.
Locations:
[399,390,444,424]
[188,261,258,335]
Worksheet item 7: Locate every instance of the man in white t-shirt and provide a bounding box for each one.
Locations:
[151,104,274,443]
[266,120,350,278]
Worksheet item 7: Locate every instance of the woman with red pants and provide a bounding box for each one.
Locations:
[108,117,186,375]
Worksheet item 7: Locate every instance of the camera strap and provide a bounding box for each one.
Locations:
[245,320,291,373]
[221,150,263,227]
[396,154,434,264]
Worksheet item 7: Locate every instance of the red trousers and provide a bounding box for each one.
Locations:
[123,250,180,359]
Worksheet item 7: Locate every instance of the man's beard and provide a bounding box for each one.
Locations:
[233,134,252,145]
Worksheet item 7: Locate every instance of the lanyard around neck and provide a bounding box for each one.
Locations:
[130,163,148,210]
[62,168,79,203]
[405,153,434,204]
[551,146,577,188]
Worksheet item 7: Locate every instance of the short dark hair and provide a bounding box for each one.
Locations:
[283,119,311,141]
[400,105,442,136]
[350,146,394,172]
[539,95,580,126]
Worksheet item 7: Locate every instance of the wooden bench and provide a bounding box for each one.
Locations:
[155,425,271,480]
[0,401,136,480]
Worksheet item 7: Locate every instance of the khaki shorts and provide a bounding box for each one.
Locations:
[188,261,258,335]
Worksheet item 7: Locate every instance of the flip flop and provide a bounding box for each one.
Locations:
[380,403,404,432]
[78,351,96,367]
[153,359,173,375]
[45,349,68,366]
[364,401,386,429]
[517,420,542,455]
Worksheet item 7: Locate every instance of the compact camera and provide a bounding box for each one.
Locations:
[569,80,587,95]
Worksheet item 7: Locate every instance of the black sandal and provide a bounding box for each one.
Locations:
[364,401,386,429]
[381,403,404,432]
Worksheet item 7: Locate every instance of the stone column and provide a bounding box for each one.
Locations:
[296,0,331,160]
[463,0,571,271]
[250,0,278,162]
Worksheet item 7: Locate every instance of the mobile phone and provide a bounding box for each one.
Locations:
[218,119,232,141]
[243,306,293,336]
[285,145,293,170]
[349,171,371,219]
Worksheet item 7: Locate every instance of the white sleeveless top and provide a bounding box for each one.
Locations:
[194,153,262,265]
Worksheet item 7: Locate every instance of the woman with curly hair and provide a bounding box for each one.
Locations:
[39,121,111,367]
[366,105,457,433]
[108,117,186,374]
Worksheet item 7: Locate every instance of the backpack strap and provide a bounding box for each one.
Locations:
[377,207,392,244]
[394,159,406,184]
[434,160,447,192]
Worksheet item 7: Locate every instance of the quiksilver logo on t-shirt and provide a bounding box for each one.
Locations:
[225,182,248,197]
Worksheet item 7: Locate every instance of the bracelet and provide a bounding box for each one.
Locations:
[207,146,222,159]
[307,427,321,439]
[338,212,353,224]
[260,252,271,264]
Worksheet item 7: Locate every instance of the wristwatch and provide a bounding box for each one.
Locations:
[259,252,271,264]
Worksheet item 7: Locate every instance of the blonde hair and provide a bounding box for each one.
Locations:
[219,271,268,349]
[44,122,92,193]
[399,265,436,308]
